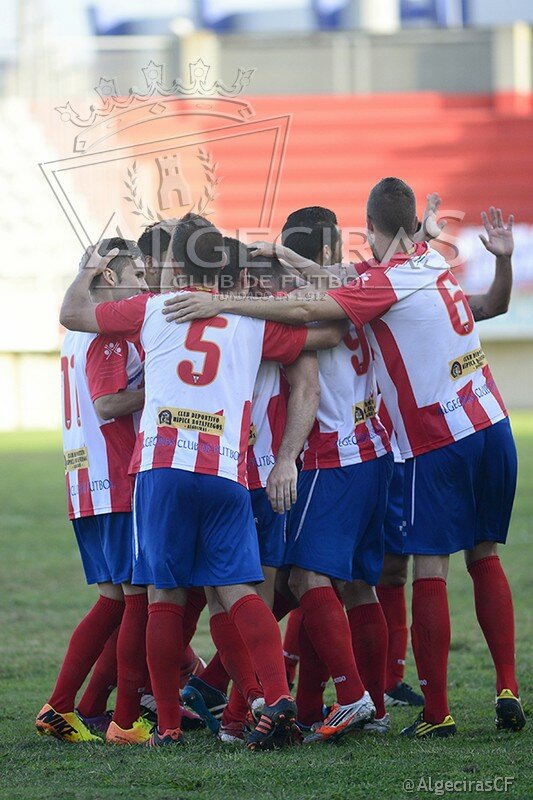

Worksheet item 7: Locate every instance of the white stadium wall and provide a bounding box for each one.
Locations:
[0,337,532,432]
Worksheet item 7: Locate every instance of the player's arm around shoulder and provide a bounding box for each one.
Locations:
[303,319,349,350]
[93,389,145,421]
[60,245,119,332]
[162,287,346,325]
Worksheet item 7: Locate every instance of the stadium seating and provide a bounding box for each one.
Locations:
[213,92,533,232]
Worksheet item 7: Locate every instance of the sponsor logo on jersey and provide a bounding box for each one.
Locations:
[352,394,376,425]
[64,446,90,472]
[157,407,225,436]
[449,348,487,380]
[248,424,257,446]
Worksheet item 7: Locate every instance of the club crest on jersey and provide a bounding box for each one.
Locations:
[104,342,122,360]
[354,272,371,289]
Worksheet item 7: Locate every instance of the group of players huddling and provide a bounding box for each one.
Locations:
[35,177,526,750]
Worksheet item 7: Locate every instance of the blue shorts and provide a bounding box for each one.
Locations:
[132,468,264,589]
[383,462,407,556]
[250,487,287,568]
[72,511,133,586]
[284,453,394,585]
[402,418,517,555]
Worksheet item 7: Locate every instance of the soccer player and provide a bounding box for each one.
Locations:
[36,238,149,744]
[183,209,391,744]
[277,207,393,740]
[253,196,515,713]
[180,236,251,733]
[138,218,217,726]
[220,248,350,744]
[59,215,326,749]
[377,200,515,710]
[183,241,345,744]
[162,181,525,737]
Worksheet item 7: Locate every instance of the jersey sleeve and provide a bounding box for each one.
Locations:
[86,336,129,401]
[95,293,150,342]
[261,320,307,365]
[327,268,398,326]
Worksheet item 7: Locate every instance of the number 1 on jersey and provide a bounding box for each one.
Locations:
[61,355,81,429]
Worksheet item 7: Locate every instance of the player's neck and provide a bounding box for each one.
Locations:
[371,232,416,263]
[90,286,116,303]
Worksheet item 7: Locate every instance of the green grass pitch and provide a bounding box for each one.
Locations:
[0,416,531,800]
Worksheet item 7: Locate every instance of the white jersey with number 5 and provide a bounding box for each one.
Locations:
[328,243,507,459]
[95,291,307,487]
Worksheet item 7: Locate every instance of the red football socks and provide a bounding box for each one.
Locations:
[411,578,450,724]
[77,626,119,718]
[209,612,262,702]
[49,595,124,713]
[376,584,408,690]
[229,594,290,706]
[221,684,249,727]
[182,645,196,667]
[347,602,388,719]
[299,587,365,705]
[113,593,148,730]
[182,587,207,648]
[283,608,303,686]
[146,602,184,732]
[468,555,518,695]
[296,618,329,726]
[198,652,230,695]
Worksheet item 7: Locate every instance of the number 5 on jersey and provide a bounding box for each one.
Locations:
[177,318,228,386]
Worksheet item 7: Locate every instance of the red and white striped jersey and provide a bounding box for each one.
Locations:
[302,323,391,470]
[61,331,143,519]
[95,291,307,487]
[247,362,290,490]
[328,243,507,459]
[377,397,403,464]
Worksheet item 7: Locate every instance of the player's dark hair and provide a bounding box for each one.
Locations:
[367,177,417,238]
[219,236,249,293]
[97,237,143,278]
[171,214,225,285]
[281,206,339,262]
[247,250,306,296]
[137,223,172,263]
